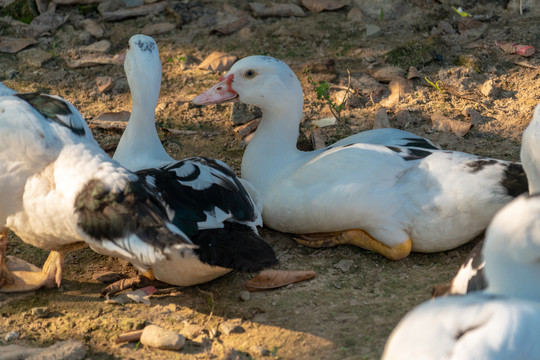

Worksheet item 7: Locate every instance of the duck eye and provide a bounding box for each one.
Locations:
[244,70,256,78]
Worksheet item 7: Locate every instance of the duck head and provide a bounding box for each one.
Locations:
[193,55,303,112]
[120,34,162,109]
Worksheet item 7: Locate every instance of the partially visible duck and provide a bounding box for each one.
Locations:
[0,83,194,292]
[193,55,527,260]
[110,35,277,290]
[382,104,540,359]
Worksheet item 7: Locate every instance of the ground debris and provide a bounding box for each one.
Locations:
[301,0,348,13]
[197,52,236,72]
[431,113,472,137]
[249,2,305,17]
[100,1,167,21]
[244,270,317,292]
[0,36,36,54]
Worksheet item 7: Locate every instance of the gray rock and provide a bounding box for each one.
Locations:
[230,103,262,125]
[4,331,19,342]
[81,19,104,38]
[80,40,111,54]
[26,340,86,360]
[365,24,381,37]
[479,79,499,98]
[239,290,251,301]
[140,325,185,350]
[0,344,43,360]
[334,259,354,272]
[122,0,143,7]
[98,0,124,14]
[220,320,245,335]
[251,345,270,356]
[16,49,53,68]
[29,306,50,318]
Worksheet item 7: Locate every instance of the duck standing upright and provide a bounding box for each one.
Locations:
[382,103,540,359]
[112,35,277,288]
[193,55,527,260]
[0,84,195,292]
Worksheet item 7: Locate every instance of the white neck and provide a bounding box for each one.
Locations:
[113,85,173,172]
[241,102,304,191]
[521,106,540,194]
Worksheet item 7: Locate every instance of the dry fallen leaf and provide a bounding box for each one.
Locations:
[244,270,316,292]
[249,2,305,17]
[431,113,472,137]
[198,52,237,72]
[90,111,131,129]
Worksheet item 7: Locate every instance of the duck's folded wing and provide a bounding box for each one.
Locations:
[75,177,195,267]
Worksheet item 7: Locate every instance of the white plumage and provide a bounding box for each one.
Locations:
[193,55,527,260]
[109,35,277,290]
[0,86,195,292]
[382,103,540,359]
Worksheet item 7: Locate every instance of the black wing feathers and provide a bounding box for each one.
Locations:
[75,178,191,253]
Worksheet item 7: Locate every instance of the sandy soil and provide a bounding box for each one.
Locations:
[1,0,539,359]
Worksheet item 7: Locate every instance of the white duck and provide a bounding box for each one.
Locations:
[0,84,194,292]
[193,55,528,260]
[382,103,540,359]
[110,35,277,291]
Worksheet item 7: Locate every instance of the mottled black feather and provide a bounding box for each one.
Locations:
[386,146,432,161]
[501,163,528,197]
[137,157,258,237]
[193,222,277,271]
[75,178,191,255]
[16,92,85,136]
[401,137,440,150]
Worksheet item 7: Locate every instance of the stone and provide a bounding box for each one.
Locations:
[0,344,43,359]
[96,76,113,93]
[141,22,176,36]
[372,66,405,83]
[334,259,354,272]
[239,290,251,301]
[122,0,142,7]
[347,7,363,22]
[249,2,305,17]
[463,107,482,125]
[140,325,185,350]
[16,48,53,68]
[4,330,18,341]
[29,306,50,318]
[373,107,391,129]
[27,10,67,38]
[26,339,86,360]
[0,36,37,54]
[64,54,118,68]
[98,0,124,13]
[251,345,270,357]
[301,0,349,13]
[220,320,245,335]
[81,19,104,38]
[80,40,111,53]
[100,1,167,21]
[230,103,262,125]
[365,24,381,37]
[479,79,499,98]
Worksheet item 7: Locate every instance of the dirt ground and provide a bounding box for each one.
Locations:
[1,0,540,359]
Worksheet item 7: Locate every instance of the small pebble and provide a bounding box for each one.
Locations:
[220,320,245,335]
[140,325,185,350]
[4,330,19,341]
[239,290,251,301]
[251,345,270,357]
[30,306,49,318]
